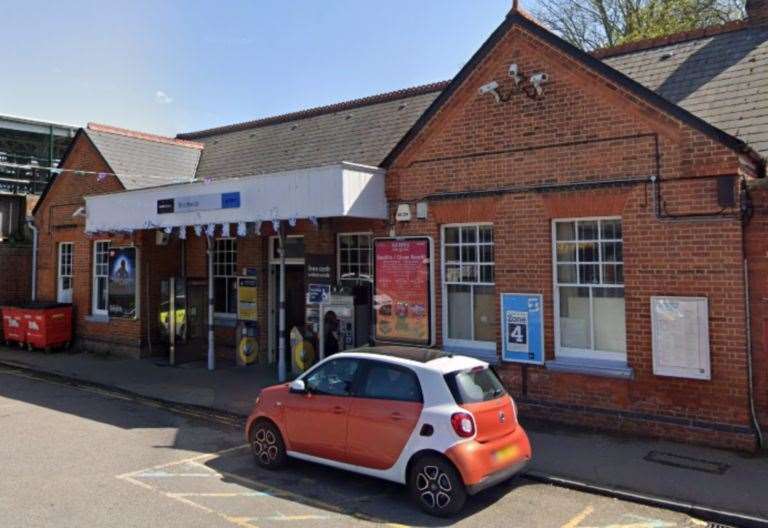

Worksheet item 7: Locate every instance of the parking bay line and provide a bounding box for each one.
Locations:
[562,505,595,528]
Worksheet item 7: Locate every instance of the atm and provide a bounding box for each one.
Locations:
[319,294,356,358]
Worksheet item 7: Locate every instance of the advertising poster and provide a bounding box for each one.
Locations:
[108,247,138,318]
[305,254,333,304]
[374,238,432,345]
[500,293,544,364]
[237,277,259,321]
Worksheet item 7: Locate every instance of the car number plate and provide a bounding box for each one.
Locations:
[493,445,518,463]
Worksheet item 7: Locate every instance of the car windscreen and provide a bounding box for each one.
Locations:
[444,366,506,404]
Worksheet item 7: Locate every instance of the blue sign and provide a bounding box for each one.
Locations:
[221,192,241,209]
[500,293,544,364]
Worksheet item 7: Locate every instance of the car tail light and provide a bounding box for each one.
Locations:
[451,412,475,438]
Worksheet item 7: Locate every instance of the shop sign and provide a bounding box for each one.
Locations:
[500,293,544,364]
[305,254,333,305]
[157,191,241,214]
[307,284,331,304]
[374,238,432,345]
[108,247,138,318]
[237,277,259,322]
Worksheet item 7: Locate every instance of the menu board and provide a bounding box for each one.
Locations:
[374,238,432,345]
[651,296,710,380]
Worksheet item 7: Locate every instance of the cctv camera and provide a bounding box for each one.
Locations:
[529,72,549,95]
[478,81,501,103]
[508,63,522,85]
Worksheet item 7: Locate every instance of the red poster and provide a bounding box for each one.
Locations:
[374,238,431,345]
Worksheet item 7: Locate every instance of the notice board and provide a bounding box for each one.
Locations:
[373,238,433,346]
[500,293,544,364]
[651,296,710,380]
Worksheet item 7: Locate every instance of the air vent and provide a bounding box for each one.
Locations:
[660,52,674,61]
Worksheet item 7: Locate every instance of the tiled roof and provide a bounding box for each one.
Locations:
[601,23,768,156]
[178,83,446,181]
[85,124,202,189]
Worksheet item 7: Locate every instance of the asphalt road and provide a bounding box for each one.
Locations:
[0,366,709,528]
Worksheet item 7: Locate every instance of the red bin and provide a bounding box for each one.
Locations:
[2,306,25,345]
[23,303,73,351]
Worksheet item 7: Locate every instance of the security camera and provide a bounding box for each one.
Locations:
[478,81,501,103]
[508,63,522,85]
[529,72,549,96]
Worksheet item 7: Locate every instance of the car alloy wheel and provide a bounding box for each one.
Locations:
[409,455,466,517]
[250,421,286,469]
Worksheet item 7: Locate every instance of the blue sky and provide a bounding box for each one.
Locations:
[2,0,518,136]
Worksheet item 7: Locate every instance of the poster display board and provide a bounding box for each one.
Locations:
[651,296,710,380]
[500,293,544,364]
[108,247,138,318]
[237,277,258,321]
[373,238,433,346]
[305,254,333,305]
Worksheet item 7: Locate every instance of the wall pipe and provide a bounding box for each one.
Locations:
[206,235,215,371]
[744,257,765,449]
[277,223,287,382]
[26,216,37,302]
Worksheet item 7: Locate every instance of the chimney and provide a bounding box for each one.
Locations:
[747,0,768,25]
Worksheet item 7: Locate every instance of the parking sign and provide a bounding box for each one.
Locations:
[501,293,544,364]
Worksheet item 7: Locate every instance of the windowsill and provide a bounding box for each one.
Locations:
[85,314,110,324]
[546,357,634,379]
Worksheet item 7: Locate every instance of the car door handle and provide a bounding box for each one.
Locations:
[332,406,346,415]
[390,412,404,421]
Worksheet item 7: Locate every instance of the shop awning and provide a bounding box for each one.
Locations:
[84,162,387,232]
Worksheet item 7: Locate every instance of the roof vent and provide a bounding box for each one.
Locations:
[345,114,353,120]
[291,124,299,131]
[398,103,408,110]
[660,52,674,61]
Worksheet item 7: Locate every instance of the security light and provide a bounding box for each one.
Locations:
[478,81,501,103]
[508,63,522,85]
[529,73,549,96]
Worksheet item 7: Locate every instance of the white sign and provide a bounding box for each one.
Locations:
[651,296,710,380]
[395,203,412,222]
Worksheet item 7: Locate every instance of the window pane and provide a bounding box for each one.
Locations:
[578,264,599,284]
[97,276,107,311]
[577,221,598,240]
[445,265,461,282]
[340,236,353,249]
[556,222,576,241]
[461,245,477,263]
[557,264,577,283]
[593,289,626,353]
[444,245,459,262]
[480,265,494,283]
[557,242,576,262]
[601,219,622,240]
[473,285,496,342]
[444,227,459,244]
[461,226,476,243]
[362,364,421,402]
[305,358,359,396]
[461,265,478,282]
[479,225,493,243]
[559,286,591,349]
[214,277,228,313]
[480,245,494,263]
[447,284,472,340]
[601,241,623,263]
[578,242,599,262]
[359,249,370,266]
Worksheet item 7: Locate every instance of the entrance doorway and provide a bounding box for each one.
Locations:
[270,264,305,371]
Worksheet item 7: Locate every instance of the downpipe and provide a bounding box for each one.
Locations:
[26,216,38,302]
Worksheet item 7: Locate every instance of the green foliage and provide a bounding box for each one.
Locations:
[533,0,746,50]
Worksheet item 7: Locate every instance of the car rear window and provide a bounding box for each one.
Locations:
[444,367,506,404]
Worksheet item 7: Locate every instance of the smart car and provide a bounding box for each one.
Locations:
[245,346,531,516]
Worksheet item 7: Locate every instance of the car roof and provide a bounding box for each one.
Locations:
[335,346,488,373]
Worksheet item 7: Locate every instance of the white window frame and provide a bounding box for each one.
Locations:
[92,240,111,316]
[57,242,73,304]
[337,232,373,282]
[441,222,496,351]
[213,238,238,318]
[552,216,626,363]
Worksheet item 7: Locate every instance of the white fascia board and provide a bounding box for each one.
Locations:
[85,162,387,232]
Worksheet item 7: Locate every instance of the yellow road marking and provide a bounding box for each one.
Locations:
[562,505,595,528]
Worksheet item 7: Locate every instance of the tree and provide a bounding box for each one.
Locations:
[532,0,746,50]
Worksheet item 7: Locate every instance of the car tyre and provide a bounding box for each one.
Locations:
[408,455,466,517]
[250,420,287,470]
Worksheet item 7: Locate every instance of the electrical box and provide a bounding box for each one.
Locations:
[651,296,711,380]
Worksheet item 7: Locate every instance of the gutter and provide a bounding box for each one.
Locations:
[26,216,37,302]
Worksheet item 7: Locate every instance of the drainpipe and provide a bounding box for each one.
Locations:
[206,235,215,371]
[26,216,38,302]
[277,222,287,382]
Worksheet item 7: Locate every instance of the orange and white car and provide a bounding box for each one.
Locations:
[245,346,532,516]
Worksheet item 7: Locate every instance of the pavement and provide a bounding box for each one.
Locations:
[0,365,711,528]
[1,346,767,526]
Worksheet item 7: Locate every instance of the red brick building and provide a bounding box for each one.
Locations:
[30,6,768,450]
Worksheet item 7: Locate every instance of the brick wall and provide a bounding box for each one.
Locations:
[0,245,32,306]
[385,24,758,449]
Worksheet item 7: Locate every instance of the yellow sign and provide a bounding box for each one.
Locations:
[237,277,258,321]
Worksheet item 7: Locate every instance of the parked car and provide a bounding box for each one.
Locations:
[245,346,531,516]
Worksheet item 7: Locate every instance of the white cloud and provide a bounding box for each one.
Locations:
[155,90,173,104]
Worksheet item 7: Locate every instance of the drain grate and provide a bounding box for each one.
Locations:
[707,523,736,528]
[643,450,730,475]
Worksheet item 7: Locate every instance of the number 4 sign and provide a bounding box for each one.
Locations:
[501,293,544,364]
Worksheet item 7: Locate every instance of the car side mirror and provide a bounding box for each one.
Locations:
[289,379,307,394]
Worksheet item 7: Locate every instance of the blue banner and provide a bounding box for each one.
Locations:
[500,293,544,364]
